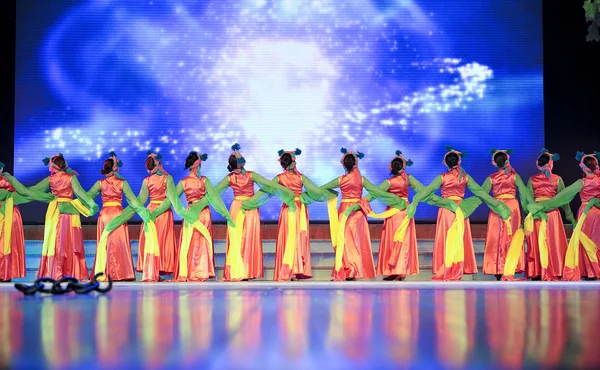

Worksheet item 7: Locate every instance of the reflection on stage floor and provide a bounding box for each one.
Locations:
[1,282,599,369]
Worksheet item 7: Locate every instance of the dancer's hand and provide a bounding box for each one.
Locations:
[89,204,99,217]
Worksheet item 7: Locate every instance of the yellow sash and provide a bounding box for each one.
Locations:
[103,201,121,207]
[503,228,525,276]
[226,196,250,280]
[444,207,465,267]
[539,219,548,269]
[565,211,599,270]
[0,194,14,255]
[42,198,90,257]
[367,197,410,243]
[333,198,360,272]
[496,194,516,199]
[150,200,163,204]
[281,197,306,272]
[179,217,212,278]
[94,208,160,280]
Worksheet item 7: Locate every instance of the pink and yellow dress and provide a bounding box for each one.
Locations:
[481,170,527,277]
[88,175,148,281]
[34,171,98,280]
[273,170,311,281]
[137,174,177,280]
[0,177,25,281]
[0,172,50,281]
[433,171,477,280]
[326,170,376,281]
[375,175,419,278]
[221,171,263,281]
[533,171,600,280]
[573,176,600,278]
[525,173,571,280]
[412,168,511,281]
[173,173,230,282]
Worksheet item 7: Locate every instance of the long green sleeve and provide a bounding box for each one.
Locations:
[557,178,577,223]
[362,176,405,209]
[364,180,390,203]
[251,172,295,208]
[30,177,50,193]
[71,176,99,215]
[410,175,443,207]
[409,175,457,212]
[175,181,184,198]
[214,175,230,196]
[3,174,54,203]
[466,175,510,220]
[242,176,277,211]
[122,180,151,222]
[87,181,102,200]
[204,177,233,221]
[302,174,337,202]
[137,179,150,205]
[514,173,532,212]
[320,177,340,190]
[536,179,584,212]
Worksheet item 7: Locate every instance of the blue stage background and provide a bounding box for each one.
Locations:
[14,0,543,222]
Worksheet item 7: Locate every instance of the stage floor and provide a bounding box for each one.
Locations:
[1,282,600,369]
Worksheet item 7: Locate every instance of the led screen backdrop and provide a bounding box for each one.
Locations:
[15,0,543,221]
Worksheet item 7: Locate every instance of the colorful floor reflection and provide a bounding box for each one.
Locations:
[1,282,600,369]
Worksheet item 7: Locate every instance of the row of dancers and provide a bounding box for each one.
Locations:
[0,144,598,282]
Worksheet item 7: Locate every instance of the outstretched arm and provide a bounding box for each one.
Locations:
[242,176,277,210]
[251,172,295,208]
[71,177,99,215]
[205,178,234,224]
[557,177,577,224]
[514,174,532,212]
[409,175,458,212]
[362,176,405,209]
[86,180,102,201]
[30,177,50,193]
[214,175,230,196]
[531,179,584,214]
[466,175,510,220]
[122,180,151,222]
[302,174,337,202]
[411,175,443,207]
[364,180,390,203]
[2,173,54,203]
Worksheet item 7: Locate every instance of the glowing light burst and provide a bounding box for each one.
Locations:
[15,0,544,221]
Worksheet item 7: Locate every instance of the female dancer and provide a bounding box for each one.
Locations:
[524,149,575,281]
[32,154,99,280]
[215,144,295,281]
[480,149,531,280]
[243,148,331,281]
[409,147,511,281]
[0,163,54,281]
[529,151,600,280]
[86,152,151,281]
[135,151,178,281]
[172,151,234,282]
[366,151,460,281]
[317,148,406,281]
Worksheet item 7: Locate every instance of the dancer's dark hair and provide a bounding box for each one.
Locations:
[390,158,405,176]
[100,159,114,175]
